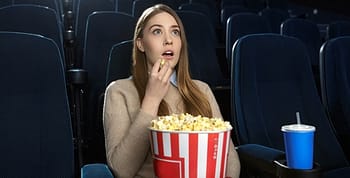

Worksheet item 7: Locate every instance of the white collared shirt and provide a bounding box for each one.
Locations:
[169,71,177,87]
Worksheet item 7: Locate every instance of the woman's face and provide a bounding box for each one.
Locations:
[136,12,182,71]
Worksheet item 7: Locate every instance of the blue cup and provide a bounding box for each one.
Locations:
[281,124,316,169]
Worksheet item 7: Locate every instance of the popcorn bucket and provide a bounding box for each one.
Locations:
[149,129,232,178]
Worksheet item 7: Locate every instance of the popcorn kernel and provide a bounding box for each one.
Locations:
[150,113,232,131]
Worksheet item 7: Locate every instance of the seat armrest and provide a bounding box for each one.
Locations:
[66,68,88,85]
[81,163,114,178]
[274,160,322,178]
[237,144,322,178]
[236,144,285,176]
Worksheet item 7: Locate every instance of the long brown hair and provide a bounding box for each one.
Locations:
[132,4,212,117]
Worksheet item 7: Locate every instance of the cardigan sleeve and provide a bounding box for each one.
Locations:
[103,80,156,178]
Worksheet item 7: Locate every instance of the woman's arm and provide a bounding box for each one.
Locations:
[103,81,155,177]
[104,61,173,177]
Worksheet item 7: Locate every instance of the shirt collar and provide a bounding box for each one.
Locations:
[170,71,177,87]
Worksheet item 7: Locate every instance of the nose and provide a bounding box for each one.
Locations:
[163,33,173,45]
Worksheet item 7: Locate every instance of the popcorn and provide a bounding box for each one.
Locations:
[159,58,165,69]
[150,113,232,131]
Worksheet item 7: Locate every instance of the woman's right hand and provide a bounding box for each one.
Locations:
[141,59,173,116]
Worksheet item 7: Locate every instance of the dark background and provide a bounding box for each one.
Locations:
[290,0,350,16]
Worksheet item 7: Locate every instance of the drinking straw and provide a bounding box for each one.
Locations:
[296,112,301,125]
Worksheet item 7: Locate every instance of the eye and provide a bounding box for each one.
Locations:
[152,28,162,35]
[172,29,180,36]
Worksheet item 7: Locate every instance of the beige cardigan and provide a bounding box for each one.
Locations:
[103,78,240,178]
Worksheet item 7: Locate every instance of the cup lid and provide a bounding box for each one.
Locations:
[281,124,316,132]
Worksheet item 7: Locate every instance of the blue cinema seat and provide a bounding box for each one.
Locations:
[82,11,136,164]
[177,10,228,87]
[226,12,271,67]
[74,0,115,64]
[13,0,62,17]
[106,40,133,86]
[0,4,65,66]
[259,7,290,33]
[320,36,350,161]
[231,33,350,178]
[281,18,322,71]
[0,31,113,178]
[327,20,350,40]
[132,0,159,18]
[281,18,323,94]
[115,0,133,14]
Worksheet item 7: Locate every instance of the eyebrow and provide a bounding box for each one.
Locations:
[148,24,180,31]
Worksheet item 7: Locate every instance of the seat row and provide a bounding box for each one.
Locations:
[2,29,350,178]
[102,33,350,178]
[224,12,350,96]
[0,1,227,169]
[1,1,350,177]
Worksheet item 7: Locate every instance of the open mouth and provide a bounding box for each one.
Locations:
[162,51,174,57]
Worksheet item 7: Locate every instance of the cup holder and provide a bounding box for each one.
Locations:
[274,159,321,178]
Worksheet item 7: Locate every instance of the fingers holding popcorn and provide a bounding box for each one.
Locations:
[142,59,173,114]
[150,58,172,82]
[151,58,169,74]
[159,58,165,69]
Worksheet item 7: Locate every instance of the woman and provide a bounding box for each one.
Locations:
[103,4,240,178]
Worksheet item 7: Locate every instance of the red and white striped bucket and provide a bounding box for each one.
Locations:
[149,129,232,178]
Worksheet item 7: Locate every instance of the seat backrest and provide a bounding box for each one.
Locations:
[115,0,133,15]
[320,36,350,160]
[82,12,135,161]
[231,33,349,171]
[281,18,322,67]
[0,4,65,66]
[0,31,74,177]
[259,7,290,33]
[161,0,187,9]
[226,12,271,64]
[281,18,324,95]
[83,11,135,94]
[13,0,62,18]
[132,0,159,18]
[179,2,219,28]
[75,0,115,59]
[106,40,133,86]
[220,5,254,27]
[220,0,244,8]
[177,10,228,87]
[327,20,350,40]
[244,0,266,11]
